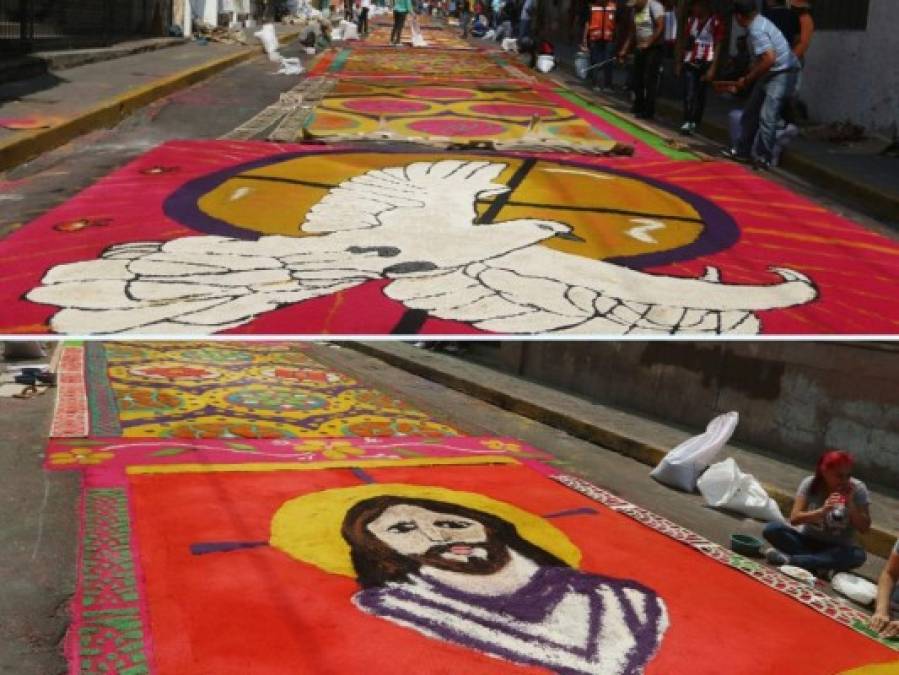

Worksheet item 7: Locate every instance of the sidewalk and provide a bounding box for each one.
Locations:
[0,27,300,173]
[350,341,899,563]
[0,37,187,84]
[547,41,899,226]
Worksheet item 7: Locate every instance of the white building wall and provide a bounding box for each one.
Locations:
[799,0,899,134]
[190,0,220,25]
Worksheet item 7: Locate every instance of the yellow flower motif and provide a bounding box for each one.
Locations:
[481,439,523,453]
[50,447,115,466]
[292,440,366,460]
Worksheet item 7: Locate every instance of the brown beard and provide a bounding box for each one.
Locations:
[409,539,511,576]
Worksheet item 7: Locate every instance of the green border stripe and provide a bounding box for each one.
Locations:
[85,342,122,437]
[557,90,697,161]
[329,49,351,72]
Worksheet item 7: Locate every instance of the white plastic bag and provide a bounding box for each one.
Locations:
[254,23,281,61]
[832,573,878,606]
[697,458,785,522]
[276,57,304,75]
[340,20,358,40]
[650,412,739,492]
[410,19,427,47]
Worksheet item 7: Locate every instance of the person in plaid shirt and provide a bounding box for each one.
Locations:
[675,0,724,134]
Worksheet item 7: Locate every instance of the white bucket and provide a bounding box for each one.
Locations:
[536,54,555,73]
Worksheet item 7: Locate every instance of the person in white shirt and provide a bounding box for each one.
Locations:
[358,0,371,36]
[618,0,665,120]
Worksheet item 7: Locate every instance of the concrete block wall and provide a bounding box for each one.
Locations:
[801,0,898,135]
[487,342,899,487]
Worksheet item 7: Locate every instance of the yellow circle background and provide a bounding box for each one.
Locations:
[198,152,703,261]
[270,483,582,577]
[839,662,899,675]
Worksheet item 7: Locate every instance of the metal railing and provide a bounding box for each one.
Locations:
[1,0,171,53]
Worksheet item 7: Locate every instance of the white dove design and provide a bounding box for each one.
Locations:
[26,159,818,335]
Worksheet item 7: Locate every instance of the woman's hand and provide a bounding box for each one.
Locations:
[876,618,899,639]
[823,492,845,512]
[871,611,890,632]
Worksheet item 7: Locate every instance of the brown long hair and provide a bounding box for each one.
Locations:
[341,495,569,588]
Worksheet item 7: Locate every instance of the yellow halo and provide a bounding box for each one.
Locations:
[838,662,899,675]
[269,483,582,577]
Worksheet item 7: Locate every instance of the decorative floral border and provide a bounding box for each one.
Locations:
[551,473,899,652]
[72,487,151,674]
[50,344,89,438]
[45,436,549,473]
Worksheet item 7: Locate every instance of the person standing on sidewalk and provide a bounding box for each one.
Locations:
[722,0,800,169]
[675,0,724,134]
[518,0,537,42]
[582,0,617,91]
[763,0,799,49]
[460,0,473,37]
[391,0,413,44]
[762,450,870,576]
[791,0,815,60]
[618,0,665,120]
[358,0,372,37]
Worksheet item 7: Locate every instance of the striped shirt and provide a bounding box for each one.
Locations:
[683,14,724,64]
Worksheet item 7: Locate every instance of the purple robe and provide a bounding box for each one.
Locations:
[354,565,668,674]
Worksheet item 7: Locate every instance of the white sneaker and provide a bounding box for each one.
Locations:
[680,121,692,135]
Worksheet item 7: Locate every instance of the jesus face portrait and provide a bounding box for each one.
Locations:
[341,495,570,588]
[339,495,668,675]
[363,503,509,574]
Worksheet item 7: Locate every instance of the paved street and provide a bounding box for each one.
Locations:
[0,18,897,336]
[1,341,897,674]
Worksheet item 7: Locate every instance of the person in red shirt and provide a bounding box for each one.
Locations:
[581,0,617,91]
[675,0,724,134]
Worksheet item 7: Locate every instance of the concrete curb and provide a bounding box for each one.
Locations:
[0,39,189,84]
[351,342,898,560]
[0,32,299,173]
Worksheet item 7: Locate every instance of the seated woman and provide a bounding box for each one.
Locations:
[870,539,899,639]
[763,450,870,576]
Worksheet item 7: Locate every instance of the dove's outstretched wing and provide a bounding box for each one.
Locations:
[26,235,374,335]
[301,159,511,234]
[384,245,819,335]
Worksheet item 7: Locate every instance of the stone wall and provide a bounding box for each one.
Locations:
[480,342,899,485]
[800,0,898,135]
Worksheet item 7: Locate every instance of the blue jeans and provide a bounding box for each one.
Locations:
[588,40,615,88]
[762,522,866,573]
[737,69,798,162]
[518,17,531,41]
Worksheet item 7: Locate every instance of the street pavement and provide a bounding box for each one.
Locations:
[1,342,894,673]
